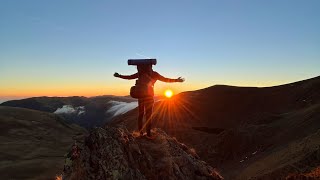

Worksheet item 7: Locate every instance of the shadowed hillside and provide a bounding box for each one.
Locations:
[110,76,320,179]
[0,106,87,180]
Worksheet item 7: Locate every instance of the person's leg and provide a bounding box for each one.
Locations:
[145,97,154,136]
[138,99,145,135]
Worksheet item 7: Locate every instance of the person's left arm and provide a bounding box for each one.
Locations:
[155,72,185,83]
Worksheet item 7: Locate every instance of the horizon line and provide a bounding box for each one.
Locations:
[1,75,319,103]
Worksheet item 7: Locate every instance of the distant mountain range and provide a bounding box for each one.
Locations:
[110,76,320,179]
[0,95,137,129]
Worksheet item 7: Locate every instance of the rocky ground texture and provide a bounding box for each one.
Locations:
[63,127,223,180]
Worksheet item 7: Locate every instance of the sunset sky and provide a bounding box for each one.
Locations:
[1,0,319,102]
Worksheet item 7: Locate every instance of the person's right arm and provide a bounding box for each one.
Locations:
[114,72,138,80]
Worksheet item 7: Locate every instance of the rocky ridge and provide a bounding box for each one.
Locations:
[63,127,223,180]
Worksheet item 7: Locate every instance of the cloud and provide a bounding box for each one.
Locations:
[135,52,151,59]
[54,105,76,114]
[54,105,85,115]
[106,100,138,117]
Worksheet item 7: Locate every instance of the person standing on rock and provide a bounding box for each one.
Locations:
[114,60,184,137]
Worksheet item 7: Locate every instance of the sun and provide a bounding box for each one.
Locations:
[164,89,173,98]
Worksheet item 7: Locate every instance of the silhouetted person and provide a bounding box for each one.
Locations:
[114,64,184,137]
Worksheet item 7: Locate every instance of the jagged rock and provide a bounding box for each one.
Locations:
[63,127,223,180]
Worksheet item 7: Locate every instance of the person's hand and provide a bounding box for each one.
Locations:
[177,77,185,82]
[114,72,120,78]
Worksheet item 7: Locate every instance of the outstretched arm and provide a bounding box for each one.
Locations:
[155,72,185,83]
[114,72,138,80]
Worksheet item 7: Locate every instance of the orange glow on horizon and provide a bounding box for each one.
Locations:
[0,78,294,99]
[0,83,189,98]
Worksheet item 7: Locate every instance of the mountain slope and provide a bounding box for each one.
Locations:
[110,76,320,179]
[0,106,87,180]
[238,127,320,179]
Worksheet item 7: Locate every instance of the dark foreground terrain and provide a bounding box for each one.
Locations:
[63,127,223,180]
[0,106,86,180]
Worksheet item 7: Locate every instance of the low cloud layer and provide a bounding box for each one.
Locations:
[107,100,138,117]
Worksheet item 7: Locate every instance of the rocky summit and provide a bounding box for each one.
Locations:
[63,127,223,180]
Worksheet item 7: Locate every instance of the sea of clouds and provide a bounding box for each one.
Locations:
[106,100,138,117]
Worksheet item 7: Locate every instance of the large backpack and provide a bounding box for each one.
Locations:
[130,80,154,99]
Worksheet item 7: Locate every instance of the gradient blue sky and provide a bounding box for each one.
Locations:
[0,0,319,101]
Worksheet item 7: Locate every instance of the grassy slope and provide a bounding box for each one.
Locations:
[0,106,87,180]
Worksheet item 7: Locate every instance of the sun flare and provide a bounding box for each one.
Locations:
[164,89,173,98]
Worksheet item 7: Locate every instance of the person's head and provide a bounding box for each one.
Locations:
[137,64,153,75]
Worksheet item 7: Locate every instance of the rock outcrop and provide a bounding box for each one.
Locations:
[63,127,223,180]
